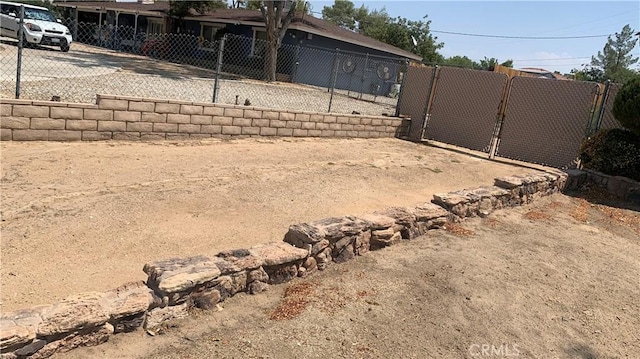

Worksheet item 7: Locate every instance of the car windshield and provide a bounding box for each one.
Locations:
[23,8,56,22]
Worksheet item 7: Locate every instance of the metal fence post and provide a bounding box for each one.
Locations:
[291,44,300,83]
[328,48,340,112]
[419,65,439,141]
[213,35,226,103]
[593,80,611,133]
[73,7,79,41]
[15,5,24,99]
[394,58,409,117]
[359,53,369,100]
[489,75,513,159]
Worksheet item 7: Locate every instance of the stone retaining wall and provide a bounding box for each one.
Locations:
[0,95,409,142]
[564,169,640,205]
[0,172,568,358]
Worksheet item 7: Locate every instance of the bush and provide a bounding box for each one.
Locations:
[612,77,640,135]
[579,128,640,181]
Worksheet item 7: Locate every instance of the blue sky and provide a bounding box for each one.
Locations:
[307,1,640,74]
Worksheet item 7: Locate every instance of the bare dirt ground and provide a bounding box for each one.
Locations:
[0,138,535,312]
[55,193,640,359]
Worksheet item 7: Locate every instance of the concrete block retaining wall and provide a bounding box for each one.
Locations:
[0,172,569,358]
[0,95,410,141]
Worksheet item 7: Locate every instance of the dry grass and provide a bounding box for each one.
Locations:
[444,223,475,236]
[548,201,564,209]
[523,211,552,221]
[574,185,640,234]
[269,281,317,321]
[570,198,591,223]
[316,285,351,313]
[595,204,640,234]
[483,218,502,228]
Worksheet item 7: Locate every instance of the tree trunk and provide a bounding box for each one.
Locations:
[260,0,297,82]
[264,40,278,82]
[264,23,277,82]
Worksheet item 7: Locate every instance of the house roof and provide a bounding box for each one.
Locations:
[519,67,570,80]
[55,2,421,61]
[55,1,170,17]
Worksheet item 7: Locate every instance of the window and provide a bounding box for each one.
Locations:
[146,18,164,35]
[251,28,267,57]
[199,23,222,50]
[1,4,17,16]
[23,8,56,22]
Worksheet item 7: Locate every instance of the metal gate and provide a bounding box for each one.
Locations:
[396,64,435,140]
[597,83,623,130]
[423,67,508,153]
[495,77,599,169]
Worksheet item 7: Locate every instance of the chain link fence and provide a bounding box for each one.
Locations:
[596,82,623,130]
[495,77,600,169]
[1,14,406,116]
[423,67,508,153]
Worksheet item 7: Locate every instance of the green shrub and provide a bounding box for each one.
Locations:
[579,128,640,181]
[612,77,640,135]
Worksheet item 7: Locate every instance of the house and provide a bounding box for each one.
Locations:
[494,64,570,80]
[55,1,421,96]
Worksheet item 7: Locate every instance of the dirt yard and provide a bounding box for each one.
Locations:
[54,193,640,359]
[0,138,536,312]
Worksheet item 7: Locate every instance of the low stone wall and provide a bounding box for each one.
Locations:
[565,169,640,204]
[0,172,568,358]
[0,95,409,141]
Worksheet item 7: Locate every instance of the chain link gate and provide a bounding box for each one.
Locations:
[494,77,600,169]
[395,64,435,141]
[421,67,508,153]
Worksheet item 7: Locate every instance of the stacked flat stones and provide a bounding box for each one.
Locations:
[0,171,568,358]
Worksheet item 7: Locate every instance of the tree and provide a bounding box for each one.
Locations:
[442,56,478,69]
[255,0,304,81]
[168,1,227,32]
[321,0,358,30]
[476,57,512,71]
[499,59,514,68]
[612,77,640,135]
[440,55,511,70]
[322,1,443,63]
[590,24,639,83]
[321,0,367,30]
[570,66,606,82]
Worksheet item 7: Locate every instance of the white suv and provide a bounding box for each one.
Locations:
[0,1,72,52]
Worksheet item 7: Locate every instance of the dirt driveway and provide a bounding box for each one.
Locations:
[55,193,640,359]
[0,138,535,312]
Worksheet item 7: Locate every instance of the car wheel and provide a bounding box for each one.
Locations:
[21,34,32,48]
[60,39,70,52]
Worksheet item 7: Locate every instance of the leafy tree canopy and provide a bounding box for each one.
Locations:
[572,24,640,83]
[322,1,443,63]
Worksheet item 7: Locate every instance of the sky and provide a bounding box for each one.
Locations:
[306,1,640,74]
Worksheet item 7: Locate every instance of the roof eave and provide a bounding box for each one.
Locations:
[54,3,166,17]
[288,23,421,61]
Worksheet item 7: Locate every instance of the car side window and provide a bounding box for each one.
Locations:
[1,4,17,16]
